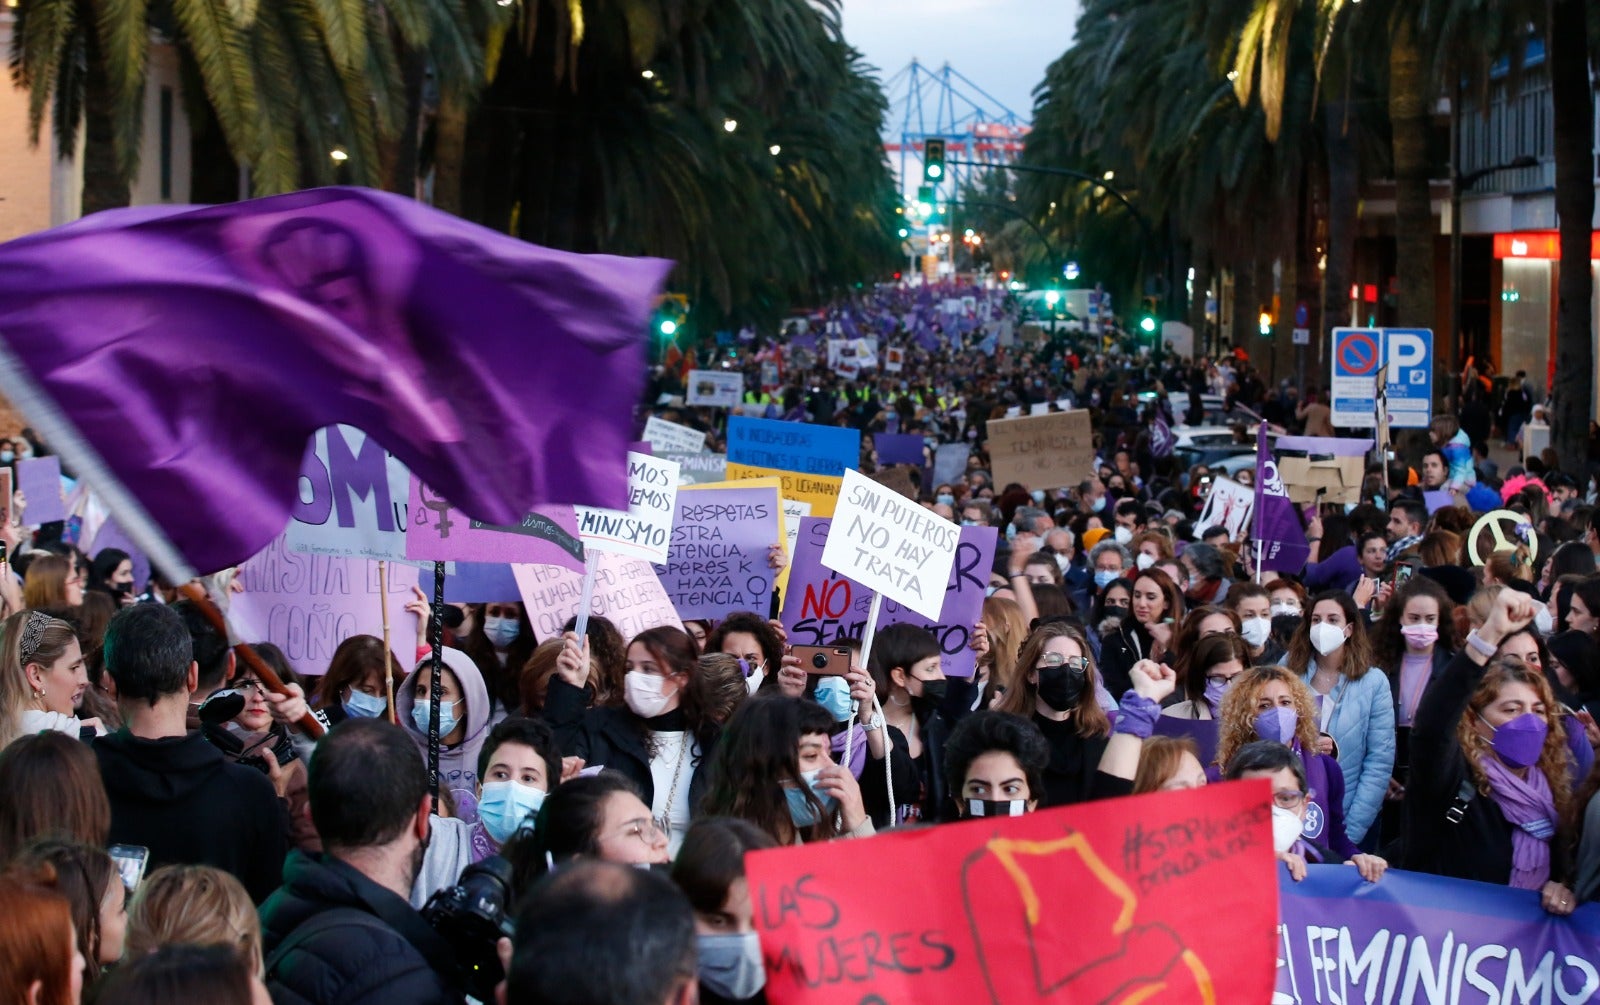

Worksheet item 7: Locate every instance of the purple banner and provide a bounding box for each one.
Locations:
[780,517,997,678]
[405,477,585,570]
[654,485,781,621]
[1253,423,1312,574]
[444,562,522,602]
[15,456,65,524]
[874,433,927,467]
[1278,866,1600,1003]
[1274,435,1375,456]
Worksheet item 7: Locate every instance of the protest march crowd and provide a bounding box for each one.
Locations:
[4,275,1600,1005]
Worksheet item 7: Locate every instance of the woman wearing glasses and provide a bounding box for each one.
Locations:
[1225,741,1387,883]
[217,654,317,852]
[506,771,671,890]
[993,621,1112,807]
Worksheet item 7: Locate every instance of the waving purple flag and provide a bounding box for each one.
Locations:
[1252,423,1312,574]
[0,187,669,578]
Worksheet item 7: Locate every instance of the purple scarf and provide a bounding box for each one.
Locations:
[831,725,869,778]
[1479,755,1557,890]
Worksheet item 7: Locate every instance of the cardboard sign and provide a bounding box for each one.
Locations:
[642,416,706,455]
[15,456,65,524]
[1278,455,1364,506]
[405,478,586,571]
[820,469,960,621]
[726,463,842,518]
[1193,476,1255,541]
[662,451,727,486]
[655,485,780,621]
[573,452,680,564]
[513,552,683,641]
[874,433,927,468]
[986,410,1095,491]
[782,517,995,677]
[284,426,412,561]
[727,416,859,477]
[231,534,421,678]
[685,369,744,408]
[748,782,1276,1004]
[932,443,971,489]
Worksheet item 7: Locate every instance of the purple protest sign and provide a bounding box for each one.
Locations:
[874,434,927,468]
[445,562,522,602]
[1252,423,1312,574]
[86,516,151,593]
[780,517,996,678]
[513,552,683,642]
[405,477,585,571]
[654,485,780,621]
[1424,489,1455,514]
[1278,866,1600,1002]
[15,456,65,524]
[229,534,421,678]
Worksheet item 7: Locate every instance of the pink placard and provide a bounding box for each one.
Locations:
[514,552,683,642]
[404,477,585,571]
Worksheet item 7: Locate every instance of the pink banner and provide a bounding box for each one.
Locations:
[404,477,585,570]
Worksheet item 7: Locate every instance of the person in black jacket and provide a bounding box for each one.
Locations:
[93,604,287,904]
[260,718,463,1004]
[1402,589,1580,916]
[993,620,1112,807]
[545,626,719,856]
[1096,569,1185,701]
[869,624,953,824]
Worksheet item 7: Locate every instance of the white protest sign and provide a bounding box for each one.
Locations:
[574,452,681,564]
[1194,476,1256,541]
[782,498,811,558]
[285,425,411,561]
[686,370,744,408]
[884,347,905,373]
[643,416,706,455]
[820,468,959,620]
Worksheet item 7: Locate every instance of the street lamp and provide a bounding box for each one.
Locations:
[1449,151,1537,374]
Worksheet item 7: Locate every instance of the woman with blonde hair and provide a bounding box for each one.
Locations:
[978,596,1028,707]
[21,554,84,612]
[124,865,263,973]
[0,610,102,749]
[995,621,1111,806]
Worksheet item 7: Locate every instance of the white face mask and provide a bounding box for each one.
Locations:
[1272,805,1304,854]
[1134,552,1156,571]
[1113,526,1133,545]
[1270,602,1301,618]
[1239,616,1272,648]
[1309,623,1348,657]
[624,671,677,719]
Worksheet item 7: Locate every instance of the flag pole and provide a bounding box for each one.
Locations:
[379,560,396,725]
[428,559,445,812]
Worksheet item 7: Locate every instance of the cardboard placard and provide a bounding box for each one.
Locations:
[15,456,65,525]
[642,416,706,455]
[1278,455,1365,506]
[231,534,421,679]
[985,410,1095,491]
[513,552,684,641]
[573,452,680,564]
[685,369,744,408]
[820,469,960,620]
[726,463,842,518]
[747,783,1276,1004]
[443,562,522,602]
[405,478,586,570]
[285,425,412,561]
[654,485,780,621]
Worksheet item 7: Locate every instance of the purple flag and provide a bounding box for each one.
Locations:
[1252,423,1311,574]
[0,187,670,577]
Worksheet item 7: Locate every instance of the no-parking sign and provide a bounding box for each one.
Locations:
[1330,327,1432,428]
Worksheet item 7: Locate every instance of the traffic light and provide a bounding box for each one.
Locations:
[1259,311,1273,336]
[923,138,946,182]
[1139,295,1158,335]
[653,294,688,341]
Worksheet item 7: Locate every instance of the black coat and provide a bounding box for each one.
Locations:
[94,729,288,904]
[1035,713,1110,807]
[543,679,719,811]
[1096,622,1153,702]
[261,852,462,1005]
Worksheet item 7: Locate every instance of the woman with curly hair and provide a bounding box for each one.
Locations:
[1403,590,1579,915]
[1214,665,1364,864]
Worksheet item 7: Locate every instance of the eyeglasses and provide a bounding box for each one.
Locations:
[1271,789,1313,809]
[234,679,269,697]
[1035,653,1090,673]
[601,817,665,845]
[1204,673,1241,686]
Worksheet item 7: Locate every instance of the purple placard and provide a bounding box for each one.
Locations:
[1424,489,1455,514]
[1152,714,1219,768]
[874,433,927,467]
[405,477,585,570]
[444,562,522,602]
[230,534,421,678]
[629,441,653,456]
[1278,866,1600,1001]
[654,485,781,621]
[15,457,65,524]
[780,517,997,678]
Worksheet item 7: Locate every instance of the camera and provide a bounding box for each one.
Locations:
[422,856,516,1001]
[197,691,296,771]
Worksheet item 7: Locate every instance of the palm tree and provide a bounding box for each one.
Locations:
[1546,0,1594,471]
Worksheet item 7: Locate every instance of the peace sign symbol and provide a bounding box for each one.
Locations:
[1467,509,1538,566]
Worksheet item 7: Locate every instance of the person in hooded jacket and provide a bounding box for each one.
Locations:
[394,648,494,824]
[92,604,289,904]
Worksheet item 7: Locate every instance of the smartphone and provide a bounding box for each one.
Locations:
[109,844,150,892]
[1393,559,1419,588]
[792,645,851,676]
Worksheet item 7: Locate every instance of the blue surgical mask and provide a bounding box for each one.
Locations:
[1092,495,1107,512]
[813,678,854,723]
[342,689,388,720]
[1094,569,1118,589]
[483,616,521,649]
[1031,489,1047,503]
[785,769,837,827]
[936,493,955,507]
[698,932,766,1000]
[1005,524,1018,541]
[411,698,461,737]
[477,780,546,844]
[0,451,12,465]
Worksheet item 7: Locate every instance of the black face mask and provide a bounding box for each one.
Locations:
[1036,664,1087,712]
[910,678,948,719]
[963,798,1028,818]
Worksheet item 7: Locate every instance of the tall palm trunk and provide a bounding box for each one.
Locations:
[1548,0,1595,472]
[1389,19,1435,331]
[431,90,468,215]
[1232,258,1257,349]
[80,25,129,215]
[1322,100,1360,386]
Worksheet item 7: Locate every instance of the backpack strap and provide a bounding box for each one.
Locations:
[1445,774,1476,825]
[264,907,391,980]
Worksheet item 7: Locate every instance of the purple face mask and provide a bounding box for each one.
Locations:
[1490,712,1548,769]
[1254,706,1299,744]
[1204,677,1230,717]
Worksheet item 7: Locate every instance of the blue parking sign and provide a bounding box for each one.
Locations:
[1329,328,1432,428]
[1382,328,1432,429]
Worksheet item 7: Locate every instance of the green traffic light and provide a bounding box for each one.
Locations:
[928,164,943,179]
[659,320,678,336]
[1139,316,1156,334]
